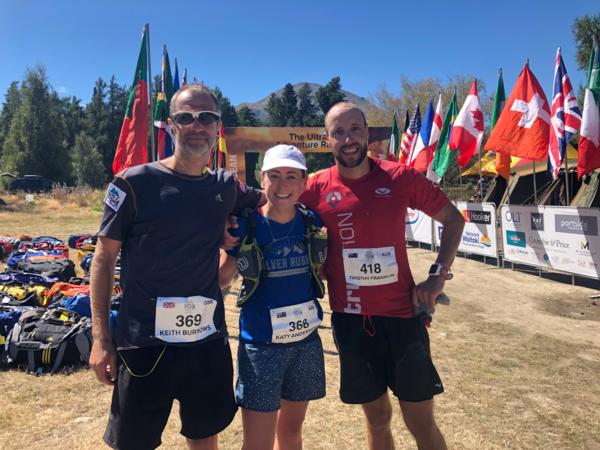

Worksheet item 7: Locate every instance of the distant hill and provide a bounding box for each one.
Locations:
[236,82,378,124]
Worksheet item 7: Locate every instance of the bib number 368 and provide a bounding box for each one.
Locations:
[288,318,310,331]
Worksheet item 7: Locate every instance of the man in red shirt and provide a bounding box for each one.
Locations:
[299,102,464,450]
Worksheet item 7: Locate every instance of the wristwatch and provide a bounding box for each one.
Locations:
[428,263,453,280]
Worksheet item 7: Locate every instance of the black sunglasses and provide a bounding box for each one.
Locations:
[171,111,221,126]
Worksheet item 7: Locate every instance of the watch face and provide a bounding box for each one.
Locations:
[429,264,440,275]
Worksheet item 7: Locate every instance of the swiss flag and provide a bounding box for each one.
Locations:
[485,63,550,160]
[449,81,484,167]
[577,89,600,179]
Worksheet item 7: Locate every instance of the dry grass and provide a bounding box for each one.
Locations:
[1,198,599,449]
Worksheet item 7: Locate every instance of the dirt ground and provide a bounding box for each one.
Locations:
[1,199,599,449]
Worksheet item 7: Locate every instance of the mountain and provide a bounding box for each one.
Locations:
[236,82,377,124]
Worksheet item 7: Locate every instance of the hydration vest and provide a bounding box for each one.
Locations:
[235,204,327,307]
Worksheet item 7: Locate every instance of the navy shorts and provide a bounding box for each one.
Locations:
[103,338,237,450]
[331,313,444,404]
[236,334,326,412]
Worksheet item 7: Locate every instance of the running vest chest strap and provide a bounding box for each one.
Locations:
[235,204,326,307]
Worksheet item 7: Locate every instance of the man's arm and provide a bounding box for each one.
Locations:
[412,201,465,309]
[89,236,121,385]
[219,250,238,289]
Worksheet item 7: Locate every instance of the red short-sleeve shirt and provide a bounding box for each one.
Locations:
[300,158,449,318]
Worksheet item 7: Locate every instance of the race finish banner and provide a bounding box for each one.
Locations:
[223,127,391,185]
[405,208,433,244]
[433,202,498,258]
[501,205,600,279]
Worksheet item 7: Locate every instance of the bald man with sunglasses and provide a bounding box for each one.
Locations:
[90,84,264,450]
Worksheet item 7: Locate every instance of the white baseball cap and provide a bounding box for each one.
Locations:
[261,144,307,172]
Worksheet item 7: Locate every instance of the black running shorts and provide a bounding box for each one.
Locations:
[331,312,444,404]
[103,338,237,449]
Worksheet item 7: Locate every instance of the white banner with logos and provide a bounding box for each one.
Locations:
[501,205,600,279]
[433,202,498,257]
[405,208,433,244]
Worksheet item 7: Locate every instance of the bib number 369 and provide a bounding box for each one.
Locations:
[175,314,202,328]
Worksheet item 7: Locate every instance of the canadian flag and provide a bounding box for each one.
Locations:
[448,81,484,167]
[577,89,600,179]
[485,63,550,160]
[426,95,443,182]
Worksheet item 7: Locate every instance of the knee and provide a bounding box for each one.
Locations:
[364,401,393,431]
[277,420,303,440]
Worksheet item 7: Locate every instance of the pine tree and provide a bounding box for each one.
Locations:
[72,132,105,187]
[266,93,286,126]
[316,76,345,115]
[296,83,321,126]
[84,78,111,179]
[212,87,239,126]
[1,65,71,182]
[0,81,21,161]
[281,83,298,126]
[237,106,260,126]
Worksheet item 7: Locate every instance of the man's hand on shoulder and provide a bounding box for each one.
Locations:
[221,215,240,251]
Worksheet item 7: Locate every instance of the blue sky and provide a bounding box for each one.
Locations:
[0,1,597,107]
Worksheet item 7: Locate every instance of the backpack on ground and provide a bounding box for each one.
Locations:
[16,259,76,282]
[4,308,92,374]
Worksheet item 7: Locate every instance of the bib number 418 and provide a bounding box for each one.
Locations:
[360,263,382,274]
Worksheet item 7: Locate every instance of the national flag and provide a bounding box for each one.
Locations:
[409,100,435,171]
[388,112,400,160]
[210,123,228,170]
[577,89,600,179]
[449,81,484,167]
[588,35,600,103]
[154,46,174,160]
[489,69,510,180]
[548,48,582,179]
[182,68,188,87]
[112,26,149,175]
[173,58,180,93]
[426,94,443,182]
[577,38,600,179]
[400,105,421,164]
[485,63,550,160]
[432,92,459,178]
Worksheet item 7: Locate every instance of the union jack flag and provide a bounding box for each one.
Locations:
[399,105,421,164]
[548,47,581,179]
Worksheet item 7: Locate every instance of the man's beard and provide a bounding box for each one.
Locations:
[177,134,214,157]
[334,143,368,168]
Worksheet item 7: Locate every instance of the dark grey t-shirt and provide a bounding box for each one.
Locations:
[99,162,261,350]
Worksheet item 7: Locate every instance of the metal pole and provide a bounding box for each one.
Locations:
[533,160,538,203]
[145,23,156,162]
[564,154,571,205]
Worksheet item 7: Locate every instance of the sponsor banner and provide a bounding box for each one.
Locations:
[405,208,433,244]
[223,127,390,184]
[434,202,497,257]
[501,205,600,279]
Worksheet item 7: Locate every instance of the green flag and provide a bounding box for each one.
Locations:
[588,36,600,104]
[388,112,400,159]
[154,46,174,159]
[490,69,510,179]
[432,93,459,178]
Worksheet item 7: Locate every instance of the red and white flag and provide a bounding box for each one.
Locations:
[485,63,550,160]
[577,89,600,179]
[449,81,484,167]
[426,95,443,182]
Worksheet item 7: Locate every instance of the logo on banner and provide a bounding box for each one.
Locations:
[504,211,521,223]
[406,209,420,225]
[531,213,544,231]
[506,230,526,248]
[463,210,492,224]
[461,232,492,248]
[555,215,598,236]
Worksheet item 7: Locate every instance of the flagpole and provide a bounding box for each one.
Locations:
[533,159,537,203]
[145,23,156,162]
[563,152,570,205]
